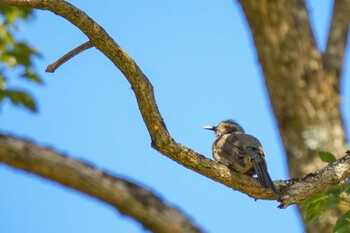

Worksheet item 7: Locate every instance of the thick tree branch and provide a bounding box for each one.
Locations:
[324,0,350,79]
[2,1,349,232]
[0,0,282,200]
[1,134,350,211]
[279,150,350,208]
[0,134,203,233]
[1,0,350,207]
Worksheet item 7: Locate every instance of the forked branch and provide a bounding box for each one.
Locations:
[1,0,350,215]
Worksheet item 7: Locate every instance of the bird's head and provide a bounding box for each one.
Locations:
[204,120,244,137]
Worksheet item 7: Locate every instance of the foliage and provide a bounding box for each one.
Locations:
[318,151,337,164]
[302,152,350,232]
[0,6,41,112]
[334,211,350,233]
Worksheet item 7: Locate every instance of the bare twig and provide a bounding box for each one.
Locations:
[324,0,350,79]
[0,134,204,233]
[46,41,94,73]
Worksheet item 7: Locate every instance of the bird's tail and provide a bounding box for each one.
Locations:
[251,154,280,195]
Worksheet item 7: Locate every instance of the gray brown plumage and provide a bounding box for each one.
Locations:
[204,120,280,195]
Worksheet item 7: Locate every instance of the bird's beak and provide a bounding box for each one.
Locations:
[203,125,216,131]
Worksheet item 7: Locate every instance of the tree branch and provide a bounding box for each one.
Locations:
[0,134,203,233]
[279,150,350,208]
[1,134,350,212]
[324,0,350,79]
[0,0,281,200]
[237,1,348,232]
[1,0,350,207]
[46,41,94,73]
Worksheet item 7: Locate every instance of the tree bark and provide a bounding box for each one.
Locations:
[1,0,350,232]
[0,135,204,233]
[0,0,283,201]
[238,0,349,232]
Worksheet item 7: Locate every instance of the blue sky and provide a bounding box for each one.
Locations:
[1,1,349,233]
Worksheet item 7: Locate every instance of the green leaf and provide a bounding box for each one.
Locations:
[11,42,39,67]
[326,184,344,196]
[0,7,33,25]
[334,211,350,233]
[343,183,350,195]
[0,23,15,45]
[21,69,43,84]
[1,89,37,112]
[302,194,329,223]
[0,54,17,66]
[318,151,337,164]
[323,195,339,210]
[0,9,42,113]
[0,76,5,89]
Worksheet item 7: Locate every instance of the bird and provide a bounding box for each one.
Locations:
[204,120,280,195]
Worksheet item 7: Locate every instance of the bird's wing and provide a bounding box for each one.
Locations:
[218,134,253,173]
[235,134,280,194]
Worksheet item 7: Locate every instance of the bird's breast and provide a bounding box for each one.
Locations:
[212,134,230,162]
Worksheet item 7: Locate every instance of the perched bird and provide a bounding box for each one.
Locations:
[204,120,280,195]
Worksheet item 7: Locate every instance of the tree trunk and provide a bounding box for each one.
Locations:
[238,0,349,232]
[1,0,349,232]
